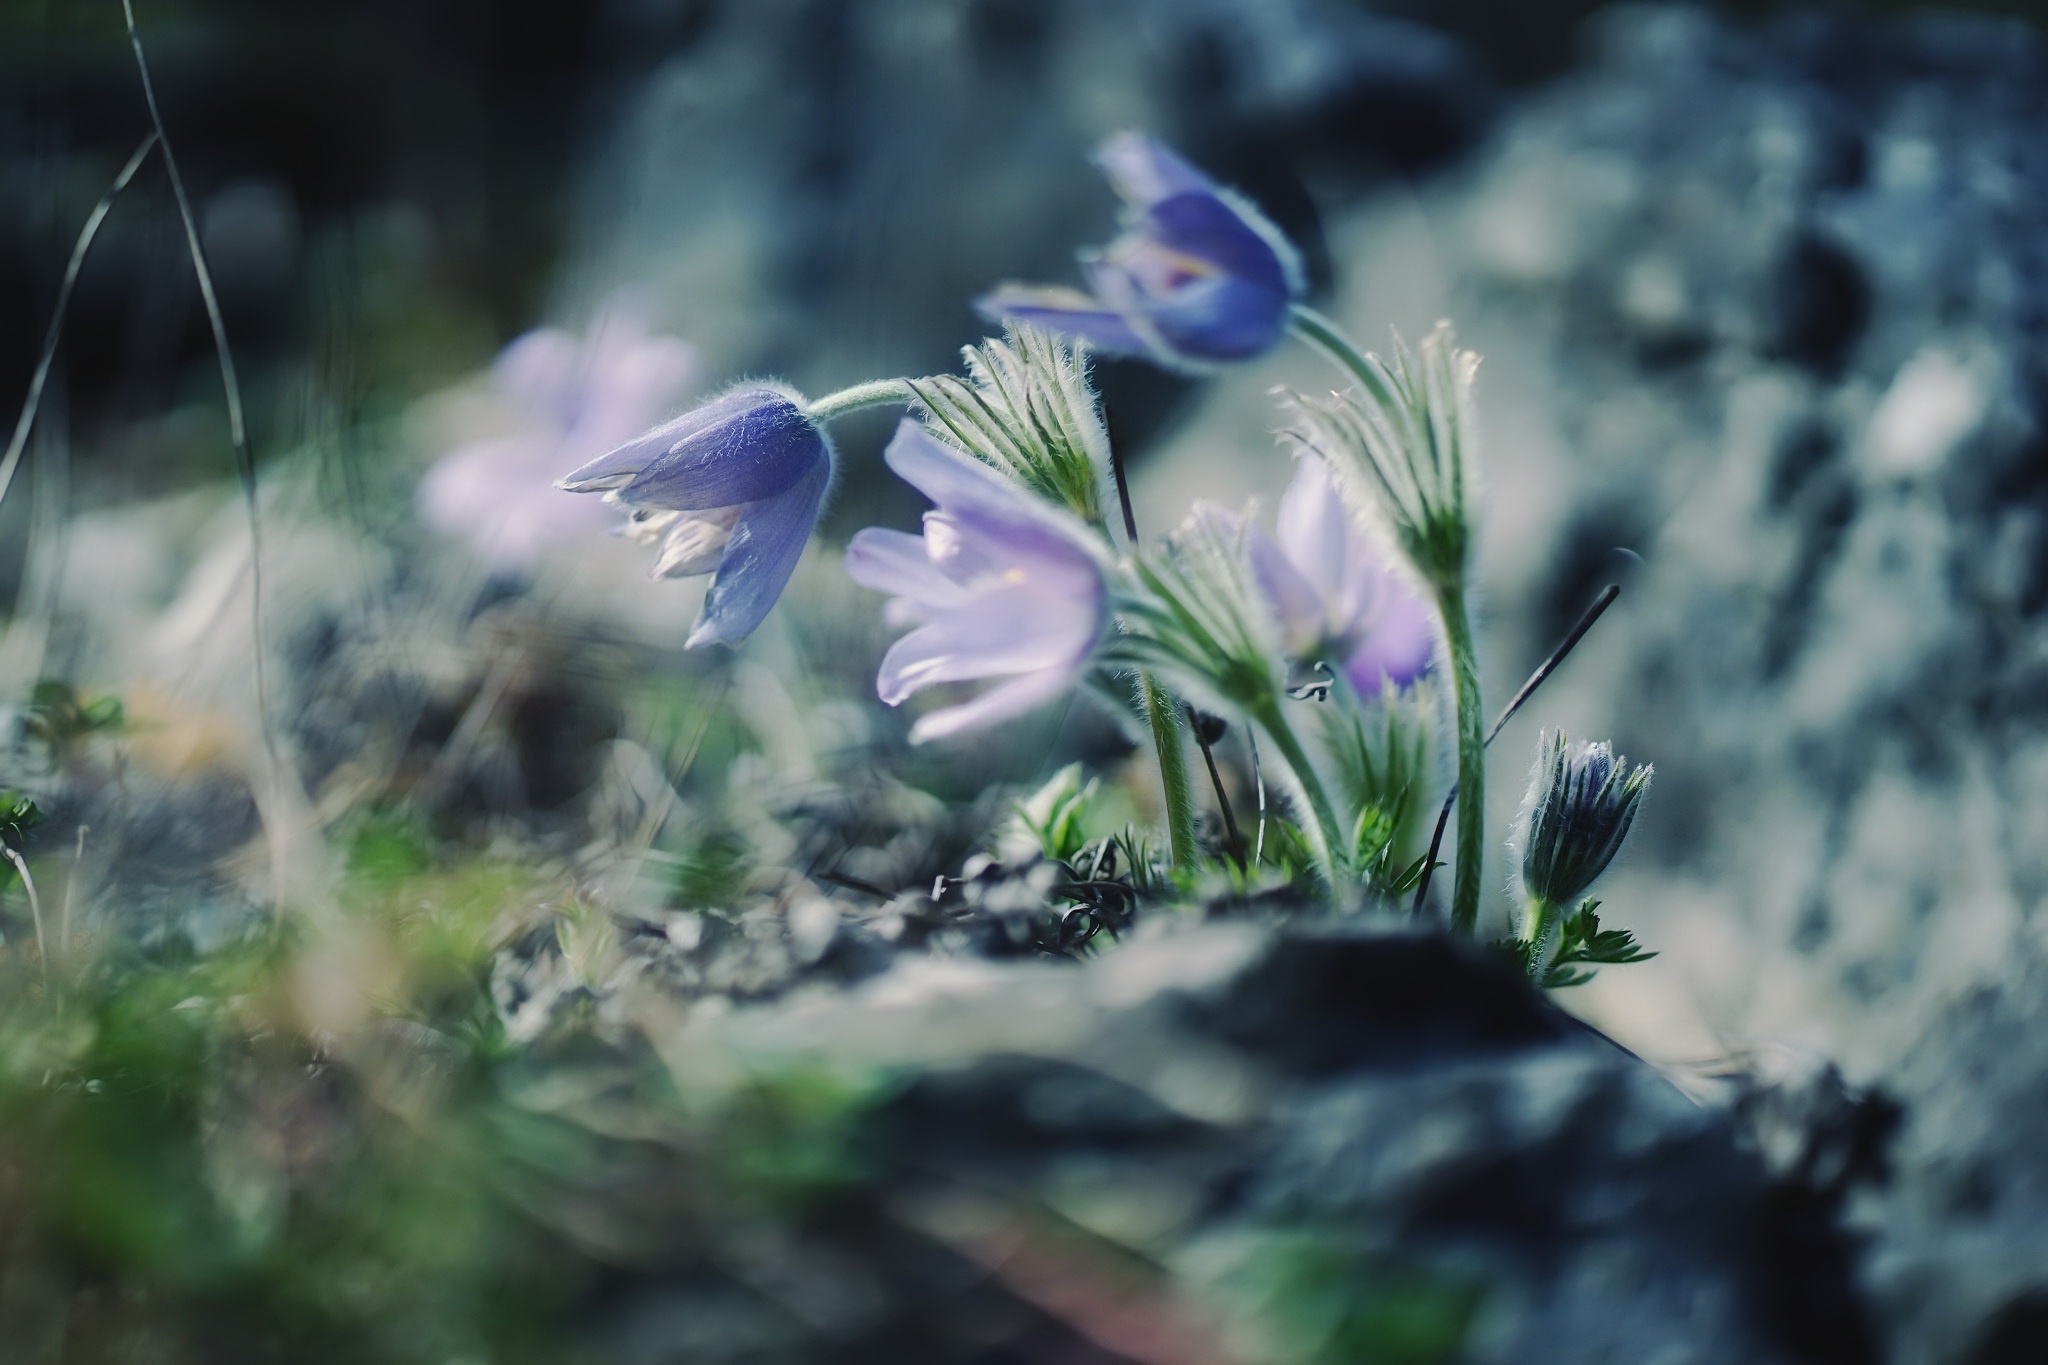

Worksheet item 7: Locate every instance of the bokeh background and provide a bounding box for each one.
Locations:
[7,1,2048,1361]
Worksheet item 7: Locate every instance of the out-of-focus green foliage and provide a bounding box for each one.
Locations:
[0,827,610,1363]
[1010,763,1101,866]
[0,789,40,845]
[1196,1227,1483,1365]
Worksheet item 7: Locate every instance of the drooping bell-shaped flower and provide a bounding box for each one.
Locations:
[419,301,698,569]
[845,422,1107,742]
[558,383,832,648]
[976,133,1304,371]
[1244,455,1436,697]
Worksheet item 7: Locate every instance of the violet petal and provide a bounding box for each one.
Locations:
[909,666,1074,744]
[685,454,831,648]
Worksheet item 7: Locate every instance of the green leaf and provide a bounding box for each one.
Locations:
[0,790,42,843]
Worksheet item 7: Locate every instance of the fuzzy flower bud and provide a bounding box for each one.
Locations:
[1282,322,1479,596]
[1515,730,1652,916]
[908,324,1112,527]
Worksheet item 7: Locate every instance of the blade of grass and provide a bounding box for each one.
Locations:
[3,847,48,993]
[125,0,300,907]
[0,133,159,514]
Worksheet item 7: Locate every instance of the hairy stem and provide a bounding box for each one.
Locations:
[1439,586,1486,934]
[1140,675,1200,873]
[807,379,916,422]
[1523,893,1562,982]
[1287,304,1385,395]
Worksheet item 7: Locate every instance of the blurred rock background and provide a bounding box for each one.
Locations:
[8,0,2048,1360]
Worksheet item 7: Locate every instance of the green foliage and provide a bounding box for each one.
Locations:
[24,677,126,765]
[1505,899,1657,989]
[339,804,436,891]
[0,930,586,1364]
[1323,688,1435,901]
[666,825,754,912]
[0,788,41,844]
[1010,762,1101,864]
[707,1065,896,1213]
[1112,824,1172,899]
[1203,1227,1484,1365]
[630,672,749,790]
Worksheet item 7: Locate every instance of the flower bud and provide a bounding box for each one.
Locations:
[1515,730,1652,914]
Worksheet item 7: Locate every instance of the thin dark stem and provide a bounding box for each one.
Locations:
[1486,584,1620,747]
[1188,708,1244,868]
[1412,582,1623,917]
[817,870,896,901]
[1413,797,1455,918]
[1108,437,1139,544]
[1,133,159,514]
[1248,732,1268,865]
[123,0,284,809]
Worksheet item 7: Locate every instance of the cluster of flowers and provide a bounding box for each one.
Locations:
[436,134,1653,973]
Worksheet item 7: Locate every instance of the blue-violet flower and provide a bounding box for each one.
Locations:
[976,132,1304,371]
[845,421,1107,742]
[1244,455,1436,697]
[558,382,832,648]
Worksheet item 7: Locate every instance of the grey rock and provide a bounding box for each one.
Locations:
[1338,6,2048,1357]
[636,921,1866,1364]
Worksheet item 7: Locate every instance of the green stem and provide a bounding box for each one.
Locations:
[806,379,915,422]
[1523,893,1562,982]
[1140,674,1199,873]
[1438,585,1486,935]
[1248,697,1346,888]
[1287,304,1390,397]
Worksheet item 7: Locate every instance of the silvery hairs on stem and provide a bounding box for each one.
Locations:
[906,323,1112,528]
[1280,321,1479,595]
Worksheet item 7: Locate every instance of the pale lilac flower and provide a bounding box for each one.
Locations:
[845,421,1107,742]
[558,383,833,648]
[1244,455,1435,696]
[976,132,1304,370]
[419,303,698,569]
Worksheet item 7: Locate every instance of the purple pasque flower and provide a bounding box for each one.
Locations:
[975,132,1304,371]
[558,383,833,648]
[845,421,1107,742]
[419,302,698,569]
[1244,454,1436,696]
